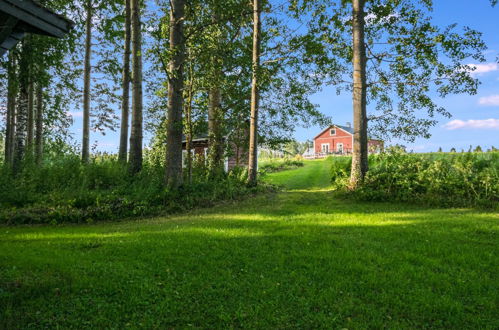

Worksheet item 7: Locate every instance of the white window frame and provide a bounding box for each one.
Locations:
[182,149,195,168]
[330,128,336,136]
[321,143,330,153]
[337,143,343,153]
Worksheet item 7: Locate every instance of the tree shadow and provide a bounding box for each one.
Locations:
[1,199,497,328]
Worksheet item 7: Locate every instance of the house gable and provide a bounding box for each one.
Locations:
[314,125,353,140]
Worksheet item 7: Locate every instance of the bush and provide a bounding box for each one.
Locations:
[0,156,264,225]
[330,151,499,209]
[330,156,352,183]
[259,157,304,173]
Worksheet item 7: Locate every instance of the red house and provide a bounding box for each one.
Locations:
[312,124,383,157]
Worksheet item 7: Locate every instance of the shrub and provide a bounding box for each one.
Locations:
[0,156,264,225]
[330,156,352,184]
[330,151,499,209]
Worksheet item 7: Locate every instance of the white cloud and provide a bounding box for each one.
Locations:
[67,111,83,118]
[443,119,499,130]
[478,94,499,106]
[466,63,499,76]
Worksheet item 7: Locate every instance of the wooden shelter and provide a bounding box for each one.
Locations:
[0,0,74,56]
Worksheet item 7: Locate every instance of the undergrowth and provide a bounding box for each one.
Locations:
[0,155,266,224]
[330,151,499,209]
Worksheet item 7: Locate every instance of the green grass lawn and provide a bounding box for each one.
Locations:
[1,159,498,328]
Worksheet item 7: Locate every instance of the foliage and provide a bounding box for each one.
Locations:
[1,159,497,328]
[0,157,263,224]
[329,156,351,183]
[330,151,499,208]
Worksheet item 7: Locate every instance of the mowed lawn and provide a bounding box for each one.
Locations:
[1,159,498,328]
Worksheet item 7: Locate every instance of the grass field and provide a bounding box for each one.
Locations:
[1,159,498,328]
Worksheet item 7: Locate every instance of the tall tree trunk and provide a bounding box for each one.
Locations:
[165,0,185,188]
[82,0,92,163]
[14,42,30,171]
[26,78,34,155]
[5,50,17,166]
[208,85,223,176]
[350,0,368,188]
[247,0,261,186]
[207,14,224,178]
[35,82,43,164]
[128,0,143,174]
[185,61,194,184]
[118,0,131,163]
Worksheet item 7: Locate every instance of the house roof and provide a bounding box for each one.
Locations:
[182,133,209,143]
[0,0,74,56]
[313,124,354,140]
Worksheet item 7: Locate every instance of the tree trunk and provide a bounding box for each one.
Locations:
[208,85,224,177]
[128,0,143,174]
[185,61,194,184]
[165,0,185,188]
[247,0,261,186]
[350,0,368,188]
[26,79,34,155]
[35,82,43,164]
[14,42,30,171]
[5,50,17,166]
[82,0,92,163]
[118,0,131,163]
[207,14,224,178]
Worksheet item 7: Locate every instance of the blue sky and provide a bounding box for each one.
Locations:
[73,0,499,153]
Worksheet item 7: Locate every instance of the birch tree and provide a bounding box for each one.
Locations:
[128,0,143,173]
[118,0,131,163]
[247,0,261,186]
[82,0,92,163]
[4,50,17,166]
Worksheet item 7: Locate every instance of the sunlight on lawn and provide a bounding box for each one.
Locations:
[10,231,133,241]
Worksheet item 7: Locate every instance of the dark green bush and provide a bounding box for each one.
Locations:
[0,156,264,225]
[330,151,499,209]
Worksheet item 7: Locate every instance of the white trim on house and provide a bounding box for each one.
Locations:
[330,128,336,136]
[337,143,343,153]
[321,143,330,153]
[182,149,195,168]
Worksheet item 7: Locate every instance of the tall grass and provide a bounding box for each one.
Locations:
[0,155,261,224]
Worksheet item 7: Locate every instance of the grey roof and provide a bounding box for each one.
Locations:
[0,0,74,56]
[335,124,354,134]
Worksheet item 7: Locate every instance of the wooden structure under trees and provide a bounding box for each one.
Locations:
[0,0,74,56]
